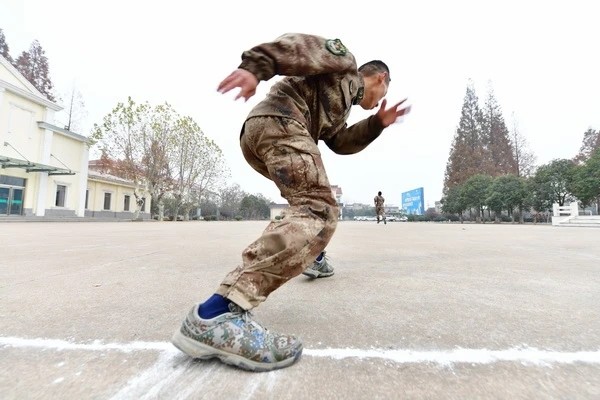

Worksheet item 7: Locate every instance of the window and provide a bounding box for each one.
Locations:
[140,197,146,212]
[55,185,66,207]
[124,195,130,211]
[0,175,26,186]
[103,192,112,210]
[85,190,89,209]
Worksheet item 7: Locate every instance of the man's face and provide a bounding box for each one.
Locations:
[359,73,388,110]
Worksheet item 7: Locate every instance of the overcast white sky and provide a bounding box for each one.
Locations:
[1,0,598,207]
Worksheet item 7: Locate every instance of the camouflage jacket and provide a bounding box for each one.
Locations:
[238,33,385,155]
[374,195,385,207]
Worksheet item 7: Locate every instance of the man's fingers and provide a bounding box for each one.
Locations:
[234,87,256,102]
[217,72,236,92]
[218,71,246,93]
[379,98,387,111]
[397,105,412,117]
[392,98,408,110]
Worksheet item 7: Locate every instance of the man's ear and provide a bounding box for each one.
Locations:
[379,72,388,83]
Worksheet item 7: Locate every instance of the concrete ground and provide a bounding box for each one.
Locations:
[1,220,599,399]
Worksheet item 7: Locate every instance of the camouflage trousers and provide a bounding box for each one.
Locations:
[216,117,339,310]
[376,206,385,217]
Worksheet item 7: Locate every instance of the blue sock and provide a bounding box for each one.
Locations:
[198,294,231,319]
[316,252,324,262]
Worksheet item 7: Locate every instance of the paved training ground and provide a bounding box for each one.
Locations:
[1,221,599,399]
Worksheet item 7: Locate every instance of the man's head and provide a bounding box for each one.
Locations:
[378,191,382,196]
[358,60,390,110]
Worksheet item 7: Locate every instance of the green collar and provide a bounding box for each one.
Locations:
[352,75,365,105]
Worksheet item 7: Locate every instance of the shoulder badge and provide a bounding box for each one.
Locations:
[325,39,347,56]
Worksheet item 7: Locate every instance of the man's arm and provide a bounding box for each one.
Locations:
[325,116,385,155]
[238,33,357,82]
[325,99,411,155]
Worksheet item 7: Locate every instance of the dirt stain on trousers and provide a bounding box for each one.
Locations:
[216,117,339,309]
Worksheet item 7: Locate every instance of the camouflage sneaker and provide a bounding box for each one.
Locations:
[171,303,303,372]
[302,252,334,278]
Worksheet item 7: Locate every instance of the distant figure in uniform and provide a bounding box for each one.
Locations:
[374,191,386,224]
[172,33,411,372]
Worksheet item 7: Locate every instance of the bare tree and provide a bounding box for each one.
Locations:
[90,97,151,219]
[58,85,87,133]
[219,183,246,219]
[170,116,228,220]
[510,113,537,177]
[91,98,229,221]
[143,103,178,220]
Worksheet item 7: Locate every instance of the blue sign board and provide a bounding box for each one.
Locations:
[402,187,425,215]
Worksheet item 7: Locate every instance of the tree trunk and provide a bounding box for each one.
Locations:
[518,206,524,224]
[132,191,142,220]
[158,203,164,221]
[181,205,191,221]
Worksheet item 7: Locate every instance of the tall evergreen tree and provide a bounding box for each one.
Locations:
[14,40,55,101]
[481,84,517,176]
[0,28,13,64]
[444,82,485,192]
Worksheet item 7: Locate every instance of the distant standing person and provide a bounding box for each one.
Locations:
[374,191,386,224]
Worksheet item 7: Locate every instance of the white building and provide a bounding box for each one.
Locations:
[1,55,151,220]
[0,55,89,217]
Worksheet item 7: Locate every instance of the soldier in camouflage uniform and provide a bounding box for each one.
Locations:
[172,33,411,372]
[375,191,386,224]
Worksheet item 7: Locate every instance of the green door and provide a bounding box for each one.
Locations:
[10,188,23,215]
[0,187,24,215]
[0,187,8,215]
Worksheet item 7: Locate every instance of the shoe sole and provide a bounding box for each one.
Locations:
[302,270,334,278]
[171,330,303,372]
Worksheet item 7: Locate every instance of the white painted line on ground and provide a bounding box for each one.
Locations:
[0,336,173,352]
[2,336,600,366]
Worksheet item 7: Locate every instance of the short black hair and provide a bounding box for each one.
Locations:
[378,191,382,196]
[358,60,390,84]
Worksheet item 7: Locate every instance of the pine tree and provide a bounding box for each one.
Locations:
[0,28,13,64]
[481,84,517,176]
[444,82,485,192]
[14,40,55,101]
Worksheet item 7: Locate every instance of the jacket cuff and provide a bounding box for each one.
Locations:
[239,53,275,82]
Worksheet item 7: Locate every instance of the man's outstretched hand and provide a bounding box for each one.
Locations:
[375,99,411,127]
[217,69,259,101]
